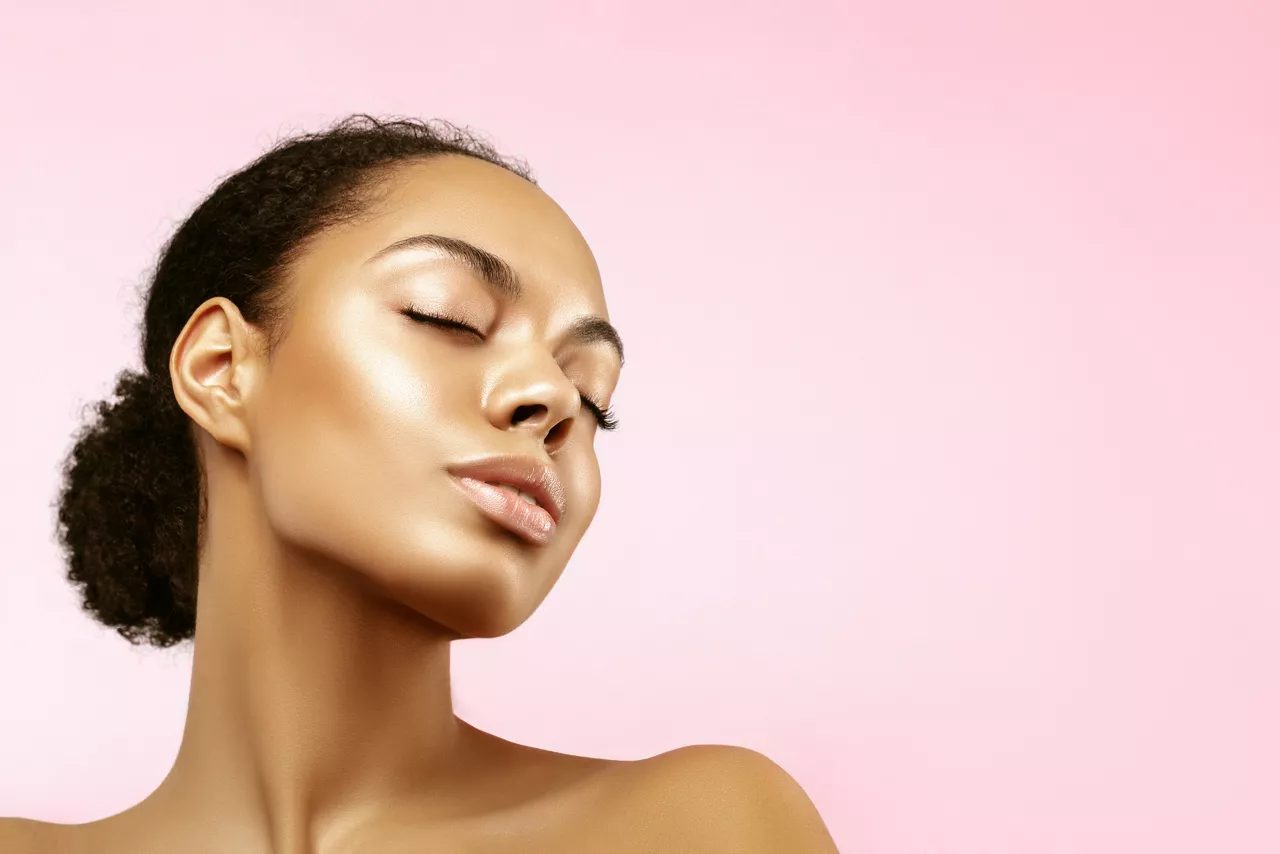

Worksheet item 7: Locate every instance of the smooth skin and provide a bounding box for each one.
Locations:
[1,154,838,853]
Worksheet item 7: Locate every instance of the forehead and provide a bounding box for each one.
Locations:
[346,154,607,311]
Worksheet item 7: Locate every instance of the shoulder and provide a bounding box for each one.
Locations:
[0,817,60,853]
[614,744,839,853]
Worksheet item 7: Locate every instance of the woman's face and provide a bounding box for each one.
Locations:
[247,154,622,638]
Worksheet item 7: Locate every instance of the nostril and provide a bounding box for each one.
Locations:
[545,420,571,446]
[512,403,546,424]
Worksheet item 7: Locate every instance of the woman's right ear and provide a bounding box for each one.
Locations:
[169,296,260,456]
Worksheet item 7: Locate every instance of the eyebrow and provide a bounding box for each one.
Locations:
[366,233,624,367]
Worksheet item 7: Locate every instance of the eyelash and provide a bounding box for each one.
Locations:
[403,307,619,431]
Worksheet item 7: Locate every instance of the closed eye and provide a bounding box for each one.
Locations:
[404,307,484,338]
[403,307,620,431]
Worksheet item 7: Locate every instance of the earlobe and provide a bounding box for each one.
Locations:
[168,297,257,454]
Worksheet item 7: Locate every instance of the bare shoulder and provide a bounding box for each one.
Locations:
[0,816,60,853]
[606,744,840,853]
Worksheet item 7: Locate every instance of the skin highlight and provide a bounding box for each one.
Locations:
[2,148,837,853]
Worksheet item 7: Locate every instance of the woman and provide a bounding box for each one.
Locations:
[1,115,838,852]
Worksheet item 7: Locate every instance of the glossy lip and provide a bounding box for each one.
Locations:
[445,453,566,526]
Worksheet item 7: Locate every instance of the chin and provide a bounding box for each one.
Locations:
[288,503,570,640]
[414,590,537,640]
[358,547,543,640]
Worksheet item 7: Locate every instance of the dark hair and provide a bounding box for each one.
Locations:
[54,114,534,648]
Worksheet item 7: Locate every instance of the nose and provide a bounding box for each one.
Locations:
[494,376,582,451]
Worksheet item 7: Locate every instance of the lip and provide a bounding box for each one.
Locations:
[446,454,566,541]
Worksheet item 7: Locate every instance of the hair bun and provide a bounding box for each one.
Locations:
[55,368,201,647]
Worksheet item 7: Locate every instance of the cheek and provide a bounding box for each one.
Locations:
[251,335,446,562]
[547,452,603,563]
[576,462,603,530]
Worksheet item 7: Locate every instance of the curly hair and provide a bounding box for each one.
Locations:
[54,114,534,648]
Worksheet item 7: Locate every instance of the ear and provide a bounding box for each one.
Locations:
[168,297,265,455]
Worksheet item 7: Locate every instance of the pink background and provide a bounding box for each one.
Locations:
[2,2,1277,851]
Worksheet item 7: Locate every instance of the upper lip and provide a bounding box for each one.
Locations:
[446,453,566,525]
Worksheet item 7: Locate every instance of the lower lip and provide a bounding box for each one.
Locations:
[450,476,557,545]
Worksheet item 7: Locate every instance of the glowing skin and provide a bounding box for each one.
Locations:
[0,155,837,853]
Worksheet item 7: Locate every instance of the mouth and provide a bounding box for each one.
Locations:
[445,454,567,546]
[450,477,556,545]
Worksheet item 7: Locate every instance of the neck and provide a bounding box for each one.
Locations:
[142,469,481,853]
